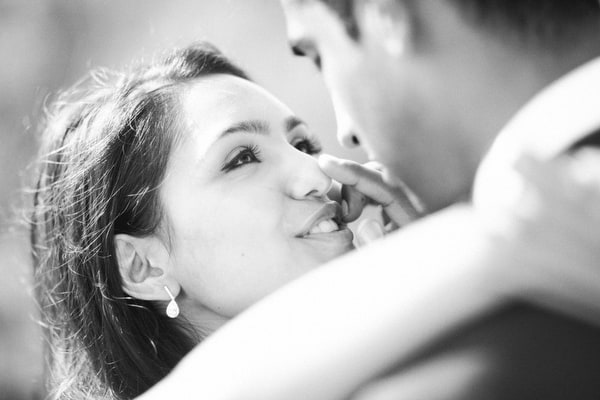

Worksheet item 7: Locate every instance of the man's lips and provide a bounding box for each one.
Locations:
[295,202,344,238]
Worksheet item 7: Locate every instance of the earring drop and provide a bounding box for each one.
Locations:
[164,286,180,318]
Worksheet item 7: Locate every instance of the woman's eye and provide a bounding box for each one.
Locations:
[294,138,323,155]
[222,145,261,172]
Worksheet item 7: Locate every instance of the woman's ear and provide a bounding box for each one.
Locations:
[114,234,177,301]
[358,0,412,58]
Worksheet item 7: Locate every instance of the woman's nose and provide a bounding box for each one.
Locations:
[286,152,332,200]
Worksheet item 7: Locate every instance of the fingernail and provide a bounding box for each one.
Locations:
[341,200,349,217]
[318,153,336,167]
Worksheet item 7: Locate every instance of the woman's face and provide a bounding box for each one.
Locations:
[160,74,354,319]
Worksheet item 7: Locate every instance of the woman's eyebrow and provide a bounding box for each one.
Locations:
[220,120,270,138]
[285,116,307,132]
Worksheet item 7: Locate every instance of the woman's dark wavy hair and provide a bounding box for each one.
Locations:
[30,42,248,400]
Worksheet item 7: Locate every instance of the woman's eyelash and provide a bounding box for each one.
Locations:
[220,137,320,173]
[221,145,262,172]
[294,137,323,155]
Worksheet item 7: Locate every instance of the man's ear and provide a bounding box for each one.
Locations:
[358,0,412,58]
[114,234,177,301]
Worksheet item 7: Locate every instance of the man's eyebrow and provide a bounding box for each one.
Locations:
[285,116,307,132]
[220,120,270,138]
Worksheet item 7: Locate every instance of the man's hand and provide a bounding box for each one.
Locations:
[475,149,600,324]
[319,154,424,238]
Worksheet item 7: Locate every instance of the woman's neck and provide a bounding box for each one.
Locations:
[179,296,230,338]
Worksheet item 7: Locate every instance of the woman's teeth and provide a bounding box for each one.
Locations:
[307,219,339,235]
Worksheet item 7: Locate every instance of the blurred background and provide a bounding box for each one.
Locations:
[0,1,366,398]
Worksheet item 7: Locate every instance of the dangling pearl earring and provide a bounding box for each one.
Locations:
[164,286,180,318]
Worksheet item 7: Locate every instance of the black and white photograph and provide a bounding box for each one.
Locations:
[1,1,600,399]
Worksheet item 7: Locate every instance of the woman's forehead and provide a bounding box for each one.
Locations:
[183,74,279,110]
[180,74,293,136]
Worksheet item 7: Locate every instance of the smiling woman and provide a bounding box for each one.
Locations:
[146,74,354,320]
[31,42,353,400]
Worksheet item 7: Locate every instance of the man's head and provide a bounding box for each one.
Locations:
[281,0,600,210]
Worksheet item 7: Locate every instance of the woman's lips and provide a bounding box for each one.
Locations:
[296,202,343,238]
[299,226,355,253]
[300,225,354,240]
[295,201,354,251]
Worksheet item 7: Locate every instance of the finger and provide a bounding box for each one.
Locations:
[513,153,600,245]
[514,153,597,203]
[319,154,421,226]
[364,160,385,172]
[327,180,343,204]
[514,154,569,199]
[515,154,599,221]
[319,154,393,201]
[341,184,369,222]
[571,148,600,189]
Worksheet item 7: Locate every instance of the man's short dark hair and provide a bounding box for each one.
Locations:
[452,0,600,50]
[320,0,600,50]
[320,0,361,40]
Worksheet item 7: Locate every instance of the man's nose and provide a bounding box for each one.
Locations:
[338,128,361,148]
[331,98,360,148]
